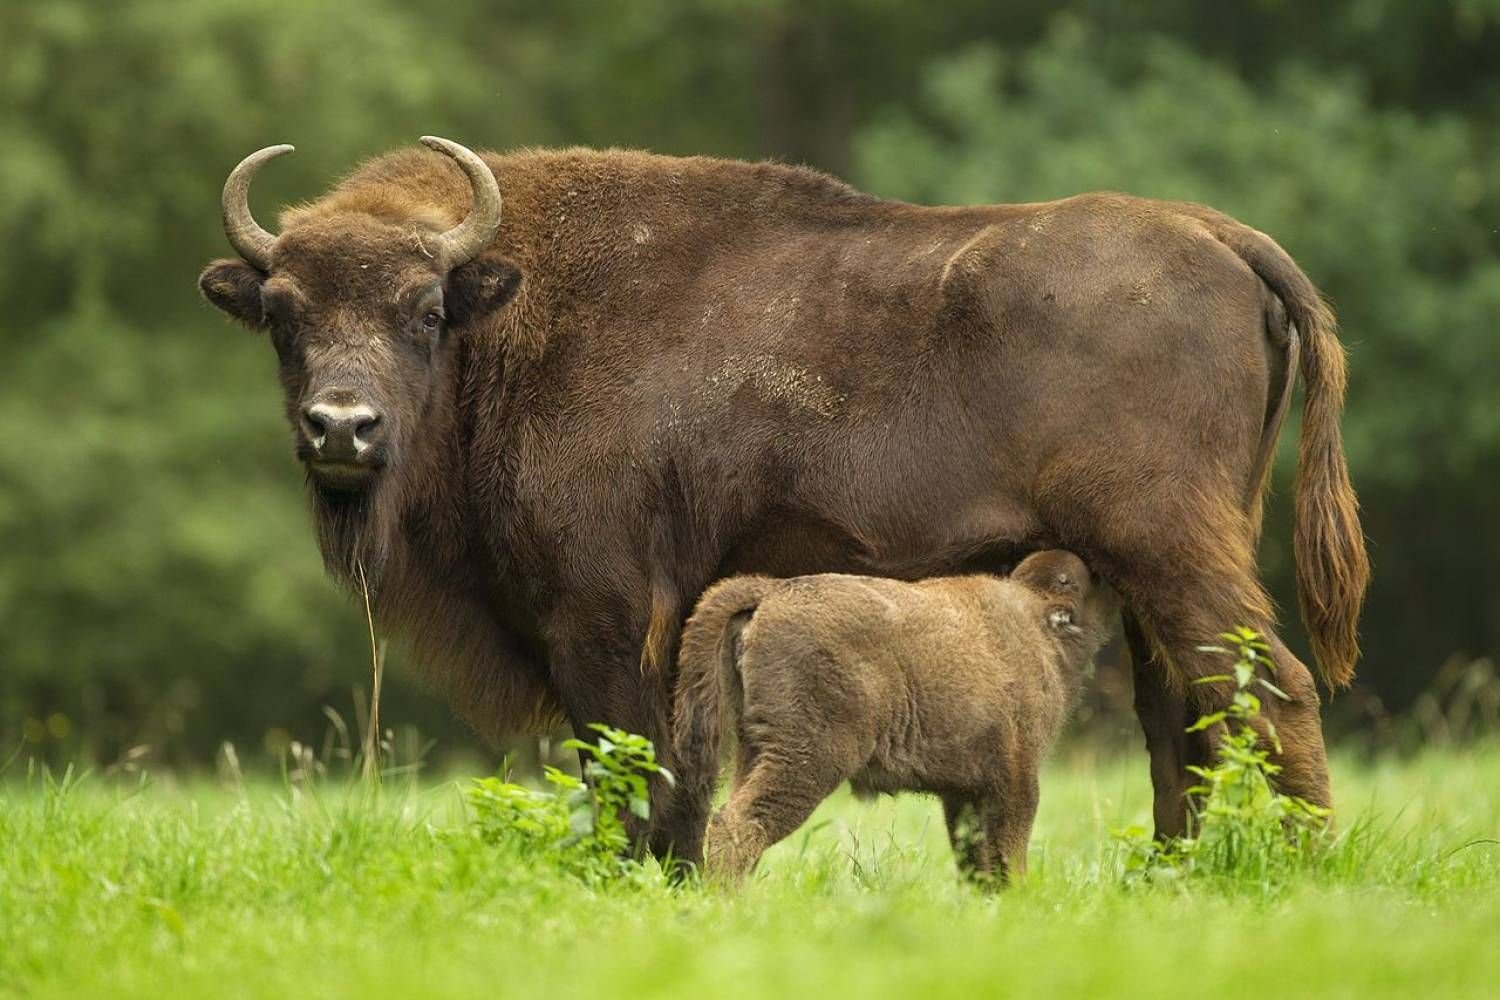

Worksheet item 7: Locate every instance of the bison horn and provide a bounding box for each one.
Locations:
[420,136,502,268]
[220,144,294,272]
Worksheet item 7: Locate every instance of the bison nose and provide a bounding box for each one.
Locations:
[301,401,383,462]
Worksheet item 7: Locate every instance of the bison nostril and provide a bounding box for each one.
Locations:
[352,411,381,444]
[300,406,328,447]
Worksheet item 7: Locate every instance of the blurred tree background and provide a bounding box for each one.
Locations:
[2,0,1497,769]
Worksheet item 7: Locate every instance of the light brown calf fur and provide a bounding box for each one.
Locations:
[674,550,1117,885]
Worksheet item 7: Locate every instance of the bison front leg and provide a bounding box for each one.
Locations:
[643,743,710,869]
[544,602,706,867]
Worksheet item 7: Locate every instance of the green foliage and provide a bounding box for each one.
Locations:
[465,725,675,883]
[1115,629,1331,891]
[1185,626,1291,739]
[564,725,677,832]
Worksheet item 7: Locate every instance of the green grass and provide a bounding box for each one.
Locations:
[3,746,1498,999]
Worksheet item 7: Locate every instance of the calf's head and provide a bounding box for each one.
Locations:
[1012,549,1119,647]
[197,137,522,579]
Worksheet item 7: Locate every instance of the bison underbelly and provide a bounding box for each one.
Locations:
[718,498,1045,584]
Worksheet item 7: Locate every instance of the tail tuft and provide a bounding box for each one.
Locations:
[1290,295,1369,687]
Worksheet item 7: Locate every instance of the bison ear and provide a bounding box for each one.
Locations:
[198,259,269,329]
[446,256,523,325]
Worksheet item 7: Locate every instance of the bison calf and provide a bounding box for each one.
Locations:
[673,550,1117,886]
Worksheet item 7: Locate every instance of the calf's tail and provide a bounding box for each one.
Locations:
[673,576,778,819]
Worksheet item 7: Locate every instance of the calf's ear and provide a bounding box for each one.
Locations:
[199,259,269,329]
[446,256,523,325]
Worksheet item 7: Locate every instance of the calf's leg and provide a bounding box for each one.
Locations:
[943,774,1039,888]
[704,753,844,887]
[986,771,1040,884]
[941,794,992,882]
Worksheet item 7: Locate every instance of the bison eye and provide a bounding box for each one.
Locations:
[421,310,444,333]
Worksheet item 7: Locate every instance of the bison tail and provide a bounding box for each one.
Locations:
[1212,218,1370,688]
[672,576,778,819]
[1289,294,1369,687]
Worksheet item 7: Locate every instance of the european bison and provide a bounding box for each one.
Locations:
[674,550,1118,885]
[198,136,1367,861]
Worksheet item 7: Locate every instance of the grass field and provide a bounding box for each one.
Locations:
[3,745,1498,999]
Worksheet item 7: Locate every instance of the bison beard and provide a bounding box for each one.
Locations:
[309,483,390,587]
[199,139,1368,863]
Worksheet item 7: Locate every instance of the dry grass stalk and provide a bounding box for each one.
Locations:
[356,560,384,783]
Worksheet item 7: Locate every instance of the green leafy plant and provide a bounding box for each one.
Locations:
[466,724,674,883]
[560,725,676,852]
[1115,628,1330,889]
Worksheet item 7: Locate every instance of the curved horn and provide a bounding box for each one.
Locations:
[420,136,502,268]
[221,144,294,271]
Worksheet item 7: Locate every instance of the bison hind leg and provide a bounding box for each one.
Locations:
[1039,467,1331,830]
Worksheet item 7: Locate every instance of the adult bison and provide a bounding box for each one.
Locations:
[199,136,1366,859]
